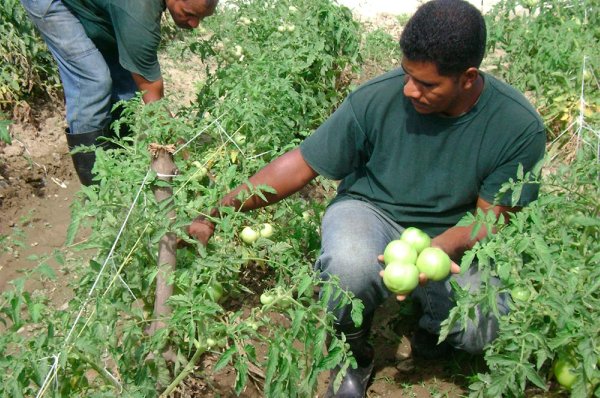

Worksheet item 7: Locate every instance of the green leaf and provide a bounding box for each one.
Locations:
[289,309,304,340]
[350,298,364,327]
[296,275,313,298]
[265,343,280,390]
[0,118,12,144]
[214,345,237,372]
[317,346,343,370]
[234,359,249,395]
[521,363,547,390]
[65,206,82,245]
[35,263,56,280]
[568,216,600,227]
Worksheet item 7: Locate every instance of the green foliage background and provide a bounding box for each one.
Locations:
[485,0,599,140]
[0,0,598,397]
[0,0,60,110]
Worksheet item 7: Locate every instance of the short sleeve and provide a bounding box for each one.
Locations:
[110,2,162,82]
[479,125,546,206]
[300,97,370,180]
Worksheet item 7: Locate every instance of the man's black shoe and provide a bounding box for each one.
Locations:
[325,359,374,398]
[410,328,453,360]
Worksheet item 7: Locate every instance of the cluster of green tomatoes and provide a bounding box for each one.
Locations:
[381,227,452,295]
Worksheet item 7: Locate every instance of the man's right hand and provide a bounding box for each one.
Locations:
[187,215,216,246]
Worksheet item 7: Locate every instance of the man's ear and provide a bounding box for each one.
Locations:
[462,67,480,89]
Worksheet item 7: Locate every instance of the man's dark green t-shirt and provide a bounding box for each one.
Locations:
[300,68,546,238]
[62,0,164,81]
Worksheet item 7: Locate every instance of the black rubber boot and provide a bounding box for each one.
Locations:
[325,318,375,398]
[65,128,107,186]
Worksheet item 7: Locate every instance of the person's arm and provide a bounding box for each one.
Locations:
[431,196,520,261]
[187,148,318,243]
[132,72,164,103]
[219,148,318,211]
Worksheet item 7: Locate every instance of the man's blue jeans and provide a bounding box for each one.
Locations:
[315,199,510,354]
[20,0,137,134]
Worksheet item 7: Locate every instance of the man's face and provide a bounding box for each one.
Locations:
[167,0,215,29]
[401,58,464,116]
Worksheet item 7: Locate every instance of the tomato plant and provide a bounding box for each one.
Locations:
[0,0,364,396]
[446,149,600,397]
[0,0,60,111]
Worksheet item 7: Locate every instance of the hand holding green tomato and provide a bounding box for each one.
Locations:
[378,227,459,301]
[378,255,459,301]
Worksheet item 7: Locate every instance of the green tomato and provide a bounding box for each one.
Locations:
[510,286,531,302]
[206,282,225,302]
[233,133,247,145]
[302,210,311,221]
[383,240,418,265]
[554,356,577,390]
[247,321,259,331]
[382,262,420,295]
[260,292,275,305]
[190,161,208,180]
[259,223,274,238]
[416,247,451,281]
[216,338,227,348]
[240,226,259,244]
[400,227,431,254]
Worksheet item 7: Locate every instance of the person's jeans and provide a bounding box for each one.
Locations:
[20,0,137,134]
[315,199,510,354]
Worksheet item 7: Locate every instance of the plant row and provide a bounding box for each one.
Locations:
[0,0,364,396]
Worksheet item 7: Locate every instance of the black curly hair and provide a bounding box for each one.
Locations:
[399,0,487,76]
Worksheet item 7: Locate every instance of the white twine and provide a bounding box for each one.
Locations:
[35,113,224,397]
[35,355,59,398]
[173,112,227,155]
[36,169,150,396]
[111,258,137,301]
[103,367,123,394]
[576,56,587,152]
[216,120,246,157]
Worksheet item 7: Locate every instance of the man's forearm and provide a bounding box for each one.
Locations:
[132,73,165,103]
[431,224,487,261]
[215,148,318,214]
[432,197,520,260]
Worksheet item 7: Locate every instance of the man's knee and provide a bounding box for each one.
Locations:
[317,245,381,293]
